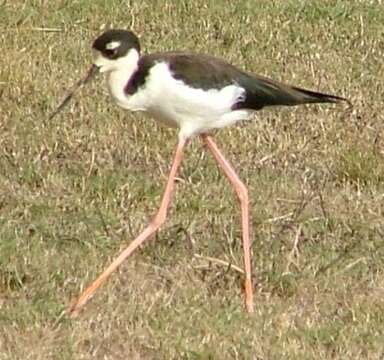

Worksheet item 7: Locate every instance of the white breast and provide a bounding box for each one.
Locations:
[107,60,251,140]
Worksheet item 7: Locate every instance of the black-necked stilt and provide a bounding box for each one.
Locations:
[51,29,350,316]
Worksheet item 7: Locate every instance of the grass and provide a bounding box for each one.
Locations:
[1,0,384,358]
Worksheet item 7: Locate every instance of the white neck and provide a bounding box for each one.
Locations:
[98,49,140,106]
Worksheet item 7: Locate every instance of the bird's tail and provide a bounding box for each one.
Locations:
[290,85,352,107]
[237,73,352,110]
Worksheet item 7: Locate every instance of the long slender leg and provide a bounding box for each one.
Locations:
[68,138,187,317]
[200,134,254,313]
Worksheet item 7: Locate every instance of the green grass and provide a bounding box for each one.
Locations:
[1,0,384,358]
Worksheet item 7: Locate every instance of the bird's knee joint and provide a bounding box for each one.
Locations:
[151,214,166,229]
[237,182,248,203]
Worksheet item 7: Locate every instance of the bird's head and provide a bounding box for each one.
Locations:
[92,29,141,73]
[49,29,141,120]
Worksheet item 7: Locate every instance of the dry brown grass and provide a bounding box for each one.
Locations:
[1,0,384,358]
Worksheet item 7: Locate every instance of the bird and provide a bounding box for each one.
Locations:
[51,29,350,317]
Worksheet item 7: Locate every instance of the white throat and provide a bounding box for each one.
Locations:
[95,49,140,107]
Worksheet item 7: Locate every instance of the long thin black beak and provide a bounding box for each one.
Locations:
[49,64,99,120]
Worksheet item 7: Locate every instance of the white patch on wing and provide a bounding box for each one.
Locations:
[106,41,121,50]
[117,62,252,139]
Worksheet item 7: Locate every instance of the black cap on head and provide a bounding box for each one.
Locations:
[92,29,140,59]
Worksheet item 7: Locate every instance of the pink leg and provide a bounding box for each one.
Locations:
[68,138,187,317]
[201,134,254,313]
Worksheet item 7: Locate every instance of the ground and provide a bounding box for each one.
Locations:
[1,0,384,359]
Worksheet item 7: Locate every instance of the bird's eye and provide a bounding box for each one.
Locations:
[104,41,121,58]
[104,48,117,58]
